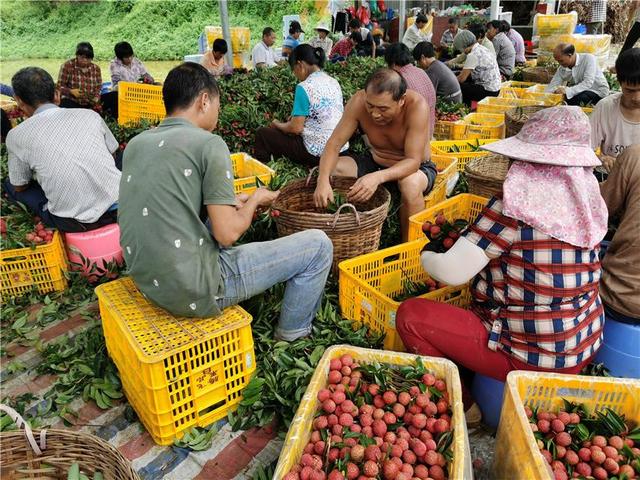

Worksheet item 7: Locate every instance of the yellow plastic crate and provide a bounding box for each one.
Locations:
[433,119,466,140]
[500,87,562,107]
[459,113,505,139]
[534,12,577,37]
[273,345,472,480]
[424,154,458,210]
[96,277,256,445]
[476,97,542,115]
[118,82,166,126]
[339,239,472,351]
[230,153,275,195]
[205,26,251,52]
[430,139,499,172]
[493,371,640,480]
[1,231,68,301]
[408,194,489,242]
[500,81,538,89]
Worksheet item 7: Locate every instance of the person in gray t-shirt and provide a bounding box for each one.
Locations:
[413,41,462,103]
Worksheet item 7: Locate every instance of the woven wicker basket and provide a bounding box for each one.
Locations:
[0,405,140,480]
[465,154,510,198]
[521,66,557,83]
[505,105,548,137]
[272,174,390,273]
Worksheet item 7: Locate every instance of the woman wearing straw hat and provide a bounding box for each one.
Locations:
[396,106,608,422]
[309,23,333,58]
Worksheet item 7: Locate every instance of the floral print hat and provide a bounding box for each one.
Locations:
[480,106,608,248]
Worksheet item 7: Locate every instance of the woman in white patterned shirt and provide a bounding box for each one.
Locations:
[253,44,347,166]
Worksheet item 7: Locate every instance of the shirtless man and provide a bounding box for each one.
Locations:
[313,68,436,240]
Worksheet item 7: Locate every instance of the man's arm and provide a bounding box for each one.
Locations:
[6,138,33,191]
[207,188,279,247]
[546,68,568,93]
[566,55,597,99]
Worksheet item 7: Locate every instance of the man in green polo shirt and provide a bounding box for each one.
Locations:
[119,62,333,341]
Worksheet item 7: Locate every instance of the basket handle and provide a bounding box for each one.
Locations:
[0,404,46,455]
[330,203,361,228]
[305,166,320,187]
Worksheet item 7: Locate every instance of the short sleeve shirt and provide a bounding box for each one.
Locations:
[464,43,502,92]
[6,105,120,222]
[118,118,236,318]
[252,41,276,68]
[590,92,640,157]
[291,71,348,156]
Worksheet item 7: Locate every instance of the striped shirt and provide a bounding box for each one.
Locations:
[6,104,120,223]
[464,197,604,369]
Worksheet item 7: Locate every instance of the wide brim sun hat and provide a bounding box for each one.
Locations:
[480,105,601,167]
[315,23,330,33]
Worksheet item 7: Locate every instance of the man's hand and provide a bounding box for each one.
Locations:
[554,86,566,95]
[348,172,381,203]
[600,154,616,173]
[314,178,334,208]
[69,88,81,98]
[252,188,280,207]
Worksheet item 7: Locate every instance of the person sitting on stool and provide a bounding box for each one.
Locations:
[545,43,610,106]
[57,42,102,110]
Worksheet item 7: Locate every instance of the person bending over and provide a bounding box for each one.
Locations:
[313,68,436,241]
[545,43,610,106]
[254,44,347,166]
[119,62,332,340]
[453,30,501,106]
[413,41,462,104]
[5,67,120,232]
[396,106,607,421]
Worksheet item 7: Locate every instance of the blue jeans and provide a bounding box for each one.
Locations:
[217,229,333,341]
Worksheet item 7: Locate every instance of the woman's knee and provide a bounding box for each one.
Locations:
[397,298,434,335]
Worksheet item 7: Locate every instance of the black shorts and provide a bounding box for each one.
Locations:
[341,149,437,195]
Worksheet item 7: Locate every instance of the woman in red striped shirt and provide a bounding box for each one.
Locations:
[396,106,608,421]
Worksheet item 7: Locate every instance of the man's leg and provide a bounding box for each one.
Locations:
[217,229,333,341]
[253,126,319,167]
[397,171,429,241]
[566,90,603,106]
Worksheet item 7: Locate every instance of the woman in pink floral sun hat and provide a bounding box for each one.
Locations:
[397,106,608,423]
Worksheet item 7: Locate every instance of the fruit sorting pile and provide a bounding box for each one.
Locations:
[435,100,469,123]
[527,403,640,480]
[283,355,455,480]
[1,209,55,249]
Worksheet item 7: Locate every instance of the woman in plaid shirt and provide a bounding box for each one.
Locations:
[397,106,608,419]
[57,42,102,109]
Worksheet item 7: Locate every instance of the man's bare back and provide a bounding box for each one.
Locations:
[350,89,430,167]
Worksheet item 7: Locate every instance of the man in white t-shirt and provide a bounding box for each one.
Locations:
[4,67,121,232]
[252,27,277,69]
[591,48,640,171]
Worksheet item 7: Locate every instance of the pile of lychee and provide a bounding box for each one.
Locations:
[283,354,454,480]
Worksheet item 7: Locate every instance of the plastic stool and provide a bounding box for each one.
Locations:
[471,374,505,429]
[595,318,640,379]
[64,224,123,277]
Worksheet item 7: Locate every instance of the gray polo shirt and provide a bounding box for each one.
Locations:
[491,32,515,77]
[425,59,462,102]
[119,117,237,318]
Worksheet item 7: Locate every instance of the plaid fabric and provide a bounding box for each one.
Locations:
[397,64,436,137]
[588,0,607,23]
[330,37,354,58]
[464,197,604,369]
[57,58,102,105]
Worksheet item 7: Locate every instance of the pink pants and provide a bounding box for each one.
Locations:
[396,299,591,408]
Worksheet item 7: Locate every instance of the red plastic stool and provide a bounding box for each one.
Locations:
[64,223,123,278]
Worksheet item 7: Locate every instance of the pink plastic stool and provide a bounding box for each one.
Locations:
[64,224,123,277]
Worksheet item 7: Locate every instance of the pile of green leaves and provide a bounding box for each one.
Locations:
[229,282,384,433]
